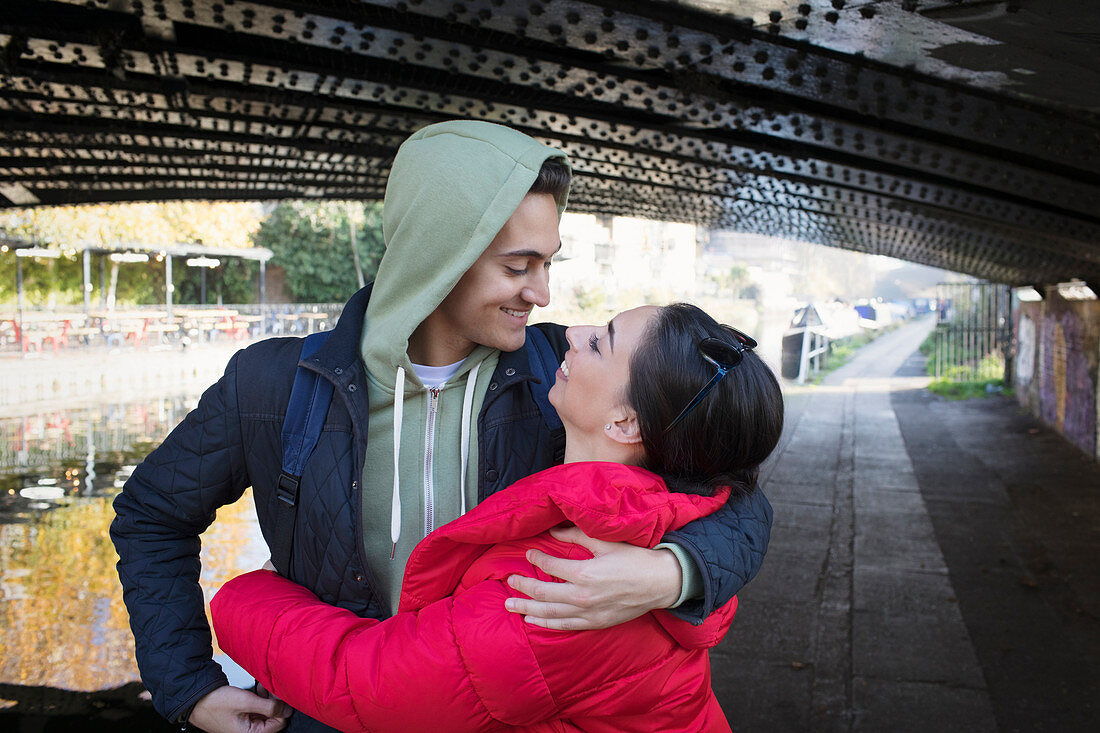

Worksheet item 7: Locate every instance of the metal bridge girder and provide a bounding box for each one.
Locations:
[0,0,1097,286]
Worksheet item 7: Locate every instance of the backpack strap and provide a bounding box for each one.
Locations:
[272,331,334,577]
[525,325,566,464]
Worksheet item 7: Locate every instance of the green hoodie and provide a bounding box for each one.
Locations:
[360,121,569,613]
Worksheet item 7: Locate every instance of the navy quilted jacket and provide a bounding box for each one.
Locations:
[111,285,773,728]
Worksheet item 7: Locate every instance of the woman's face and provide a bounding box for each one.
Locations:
[549,305,659,437]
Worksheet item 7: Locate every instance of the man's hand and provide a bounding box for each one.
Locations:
[188,685,291,733]
[504,525,682,630]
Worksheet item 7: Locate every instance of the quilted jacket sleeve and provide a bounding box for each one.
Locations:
[110,351,252,722]
[662,488,773,624]
[211,571,553,732]
[212,569,730,732]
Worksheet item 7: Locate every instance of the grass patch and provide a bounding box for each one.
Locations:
[927,378,1012,400]
[919,330,1005,382]
[820,333,871,371]
[918,329,1011,400]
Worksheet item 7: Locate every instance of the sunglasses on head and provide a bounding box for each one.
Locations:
[662,327,758,435]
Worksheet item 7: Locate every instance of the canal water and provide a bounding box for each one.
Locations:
[0,393,268,726]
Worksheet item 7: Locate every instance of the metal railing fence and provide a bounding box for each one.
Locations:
[0,302,345,354]
[933,282,1011,382]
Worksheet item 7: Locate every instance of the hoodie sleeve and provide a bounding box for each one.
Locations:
[661,488,774,624]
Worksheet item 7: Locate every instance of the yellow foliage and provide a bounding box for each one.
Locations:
[0,201,263,250]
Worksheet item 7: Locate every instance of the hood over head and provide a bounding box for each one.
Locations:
[364,120,569,379]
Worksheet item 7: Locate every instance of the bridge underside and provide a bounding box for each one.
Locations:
[1,1,1098,287]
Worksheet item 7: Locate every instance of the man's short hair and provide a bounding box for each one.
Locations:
[529,158,571,201]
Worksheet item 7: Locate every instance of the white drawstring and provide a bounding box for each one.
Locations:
[390,366,405,559]
[459,361,481,517]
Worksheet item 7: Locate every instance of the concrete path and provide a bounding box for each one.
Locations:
[712,316,1100,731]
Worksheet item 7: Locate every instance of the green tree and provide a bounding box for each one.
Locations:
[253,201,385,303]
[173,256,259,305]
[705,263,756,299]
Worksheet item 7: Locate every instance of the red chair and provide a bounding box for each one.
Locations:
[126,318,149,347]
[40,319,71,352]
[6,320,42,354]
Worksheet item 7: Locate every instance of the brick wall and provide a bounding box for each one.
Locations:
[1015,292,1100,459]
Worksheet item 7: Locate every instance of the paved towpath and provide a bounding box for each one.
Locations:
[712,316,1100,732]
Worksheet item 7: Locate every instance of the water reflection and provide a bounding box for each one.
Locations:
[0,396,268,695]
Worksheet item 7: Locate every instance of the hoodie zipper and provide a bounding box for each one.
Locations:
[424,387,440,536]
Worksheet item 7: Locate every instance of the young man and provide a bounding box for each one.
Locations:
[111,121,773,733]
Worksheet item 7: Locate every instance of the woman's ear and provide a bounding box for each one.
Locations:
[606,409,643,446]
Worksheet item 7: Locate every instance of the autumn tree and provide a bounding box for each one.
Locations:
[0,202,263,306]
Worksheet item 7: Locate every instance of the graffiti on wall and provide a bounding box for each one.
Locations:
[1040,310,1097,455]
[1017,314,1036,386]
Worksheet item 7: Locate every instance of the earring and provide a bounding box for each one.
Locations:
[604,424,611,430]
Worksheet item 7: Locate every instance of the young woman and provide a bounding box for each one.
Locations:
[210,302,784,732]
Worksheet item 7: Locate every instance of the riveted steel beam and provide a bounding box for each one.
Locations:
[0,0,1097,287]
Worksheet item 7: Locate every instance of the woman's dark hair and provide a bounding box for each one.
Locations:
[528,157,571,203]
[626,303,784,497]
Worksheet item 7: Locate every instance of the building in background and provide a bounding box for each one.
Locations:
[543,213,698,323]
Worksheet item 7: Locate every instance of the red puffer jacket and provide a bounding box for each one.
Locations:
[211,462,738,732]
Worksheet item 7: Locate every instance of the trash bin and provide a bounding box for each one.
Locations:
[781,330,804,380]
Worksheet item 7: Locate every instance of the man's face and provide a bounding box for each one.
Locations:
[434,193,560,359]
